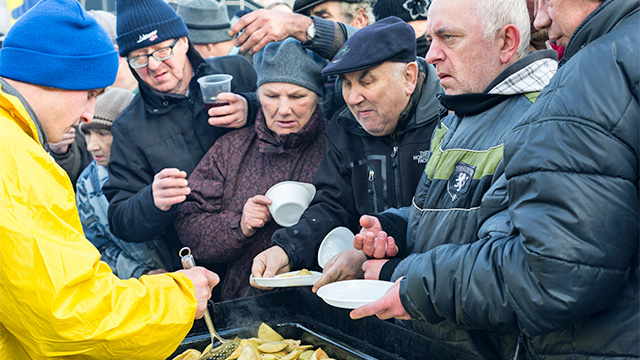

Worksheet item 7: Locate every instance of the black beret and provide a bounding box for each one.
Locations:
[321,16,416,77]
[293,0,373,13]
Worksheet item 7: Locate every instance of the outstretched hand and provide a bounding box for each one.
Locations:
[349,278,410,320]
[353,215,399,258]
[230,9,313,54]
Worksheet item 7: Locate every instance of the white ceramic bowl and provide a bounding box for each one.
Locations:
[316,280,394,309]
[317,227,355,268]
[265,181,316,227]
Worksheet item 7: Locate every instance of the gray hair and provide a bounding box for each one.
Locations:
[340,2,376,26]
[476,0,530,58]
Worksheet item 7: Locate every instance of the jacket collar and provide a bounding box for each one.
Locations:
[439,50,558,116]
[0,77,48,146]
[563,0,639,65]
[256,105,326,154]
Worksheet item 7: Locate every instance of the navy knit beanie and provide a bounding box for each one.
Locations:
[0,0,118,91]
[253,38,323,96]
[116,0,189,57]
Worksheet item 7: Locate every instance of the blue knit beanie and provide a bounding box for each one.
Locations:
[0,0,118,91]
[116,0,189,57]
[253,38,323,96]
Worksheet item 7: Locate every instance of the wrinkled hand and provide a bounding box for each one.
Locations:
[362,259,388,280]
[152,168,190,211]
[48,126,76,154]
[250,246,291,289]
[350,278,411,320]
[207,93,248,129]
[230,9,313,54]
[353,215,399,259]
[177,267,220,319]
[312,249,366,293]
[240,195,272,237]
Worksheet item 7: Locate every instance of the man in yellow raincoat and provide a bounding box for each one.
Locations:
[0,0,219,358]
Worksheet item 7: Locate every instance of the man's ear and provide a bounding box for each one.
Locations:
[404,62,419,95]
[498,24,520,64]
[352,8,369,29]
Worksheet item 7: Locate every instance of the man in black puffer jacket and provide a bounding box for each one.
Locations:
[249,17,444,283]
[103,0,258,272]
[354,0,639,359]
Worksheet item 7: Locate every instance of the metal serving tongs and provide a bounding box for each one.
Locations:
[179,247,241,360]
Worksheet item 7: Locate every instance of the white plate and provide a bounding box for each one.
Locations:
[316,280,394,309]
[317,227,355,268]
[251,270,322,287]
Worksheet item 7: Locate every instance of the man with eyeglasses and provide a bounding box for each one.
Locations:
[103,0,258,274]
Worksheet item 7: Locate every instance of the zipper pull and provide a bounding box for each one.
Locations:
[368,169,375,182]
[391,146,398,158]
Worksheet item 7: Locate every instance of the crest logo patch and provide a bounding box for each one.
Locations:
[447,161,475,201]
[332,45,350,63]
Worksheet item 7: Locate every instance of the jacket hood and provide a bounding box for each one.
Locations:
[563,0,639,63]
[335,57,442,137]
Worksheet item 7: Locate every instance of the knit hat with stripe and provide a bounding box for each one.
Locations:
[115,0,189,57]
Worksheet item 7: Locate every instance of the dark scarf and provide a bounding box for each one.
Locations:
[395,59,428,132]
[255,105,326,154]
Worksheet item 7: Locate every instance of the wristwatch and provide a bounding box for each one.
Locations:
[306,21,316,42]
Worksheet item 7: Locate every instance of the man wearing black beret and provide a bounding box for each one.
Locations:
[250,16,444,294]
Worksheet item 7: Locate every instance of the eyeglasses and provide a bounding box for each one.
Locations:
[127,38,179,69]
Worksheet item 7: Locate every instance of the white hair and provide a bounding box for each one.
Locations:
[476,0,530,58]
[340,2,376,26]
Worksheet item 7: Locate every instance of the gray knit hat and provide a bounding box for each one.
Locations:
[81,87,135,133]
[88,10,117,44]
[253,38,323,95]
[178,0,233,45]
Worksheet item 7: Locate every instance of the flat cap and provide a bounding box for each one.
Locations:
[321,16,415,77]
[293,0,374,14]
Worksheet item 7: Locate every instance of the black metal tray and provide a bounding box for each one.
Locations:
[170,321,378,360]
[168,288,472,360]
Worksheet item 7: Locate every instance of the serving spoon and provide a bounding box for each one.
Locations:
[179,247,240,360]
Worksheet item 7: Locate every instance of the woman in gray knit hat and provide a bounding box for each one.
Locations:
[175,38,327,301]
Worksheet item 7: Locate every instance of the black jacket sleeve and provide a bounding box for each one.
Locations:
[272,131,361,269]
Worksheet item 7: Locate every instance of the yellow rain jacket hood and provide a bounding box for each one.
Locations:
[0,80,197,359]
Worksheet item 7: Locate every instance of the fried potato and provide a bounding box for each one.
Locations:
[257,323,285,342]
[258,341,288,353]
[309,348,329,360]
[260,355,279,360]
[279,269,313,277]
[280,348,304,360]
[181,322,339,359]
[238,345,260,360]
[299,350,315,360]
[171,348,201,360]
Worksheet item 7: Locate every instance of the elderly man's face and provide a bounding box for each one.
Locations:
[128,37,191,94]
[340,62,416,136]
[533,0,601,48]
[310,1,350,26]
[425,0,504,95]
